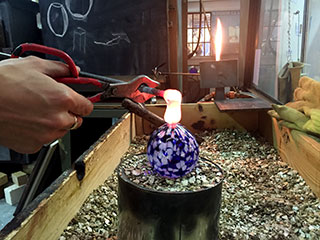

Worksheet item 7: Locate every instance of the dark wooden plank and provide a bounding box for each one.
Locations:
[215,98,272,112]
[138,103,260,135]
[39,0,169,76]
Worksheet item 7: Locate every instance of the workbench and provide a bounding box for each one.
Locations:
[0,102,319,239]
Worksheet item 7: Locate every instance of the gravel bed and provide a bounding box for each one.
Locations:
[120,154,223,192]
[60,129,320,240]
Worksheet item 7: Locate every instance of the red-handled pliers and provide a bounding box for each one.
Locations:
[11,43,160,103]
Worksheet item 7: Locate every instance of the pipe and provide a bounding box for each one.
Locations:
[177,0,183,93]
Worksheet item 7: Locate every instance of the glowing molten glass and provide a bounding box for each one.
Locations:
[163,89,182,127]
[214,18,222,61]
[147,89,199,178]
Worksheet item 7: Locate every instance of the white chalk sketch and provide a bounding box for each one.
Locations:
[65,0,93,21]
[94,32,131,47]
[73,27,86,54]
[47,2,69,37]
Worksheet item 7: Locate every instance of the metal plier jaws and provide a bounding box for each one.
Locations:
[106,75,159,103]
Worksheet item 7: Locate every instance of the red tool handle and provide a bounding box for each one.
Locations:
[11,43,78,77]
[55,77,105,88]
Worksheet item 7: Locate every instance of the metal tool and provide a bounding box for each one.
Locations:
[14,140,59,215]
[11,43,162,103]
[152,62,200,79]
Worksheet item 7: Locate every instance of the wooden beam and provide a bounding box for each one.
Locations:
[0,113,135,240]
[272,118,320,198]
[136,102,260,135]
[239,0,250,87]
[243,0,261,89]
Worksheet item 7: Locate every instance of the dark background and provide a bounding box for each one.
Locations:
[39,0,169,76]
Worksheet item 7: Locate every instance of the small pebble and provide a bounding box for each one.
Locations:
[60,131,320,240]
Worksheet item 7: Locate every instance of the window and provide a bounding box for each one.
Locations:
[253,0,305,101]
[187,12,212,57]
[211,10,240,59]
[304,0,320,81]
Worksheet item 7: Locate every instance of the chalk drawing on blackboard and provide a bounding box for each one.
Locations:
[65,0,93,21]
[47,2,68,37]
[94,32,130,47]
[73,27,86,54]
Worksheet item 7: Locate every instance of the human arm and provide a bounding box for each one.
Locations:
[0,56,93,153]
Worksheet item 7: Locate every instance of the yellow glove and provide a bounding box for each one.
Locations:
[267,110,280,120]
[271,104,309,130]
[303,109,320,134]
[285,101,316,117]
[294,76,320,105]
[279,120,303,131]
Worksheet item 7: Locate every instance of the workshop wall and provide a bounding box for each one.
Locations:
[0,0,41,52]
[39,0,169,76]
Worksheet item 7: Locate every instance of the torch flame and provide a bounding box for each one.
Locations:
[163,89,182,128]
[214,18,222,61]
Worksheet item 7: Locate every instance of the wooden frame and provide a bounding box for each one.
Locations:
[272,118,320,198]
[0,103,271,239]
[0,113,135,240]
[136,103,272,140]
[2,103,319,239]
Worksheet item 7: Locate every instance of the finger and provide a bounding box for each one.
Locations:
[69,115,83,130]
[64,114,83,130]
[21,56,81,78]
[40,59,81,77]
[23,56,71,78]
[74,116,83,129]
[67,90,94,116]
[42,59,72,78]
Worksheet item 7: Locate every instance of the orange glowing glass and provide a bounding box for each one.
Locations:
[214,18,222,61]
[163,89,182,127]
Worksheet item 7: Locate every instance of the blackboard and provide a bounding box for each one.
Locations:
[39,0,169,76]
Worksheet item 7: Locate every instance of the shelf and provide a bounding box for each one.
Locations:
[215,97,272,112]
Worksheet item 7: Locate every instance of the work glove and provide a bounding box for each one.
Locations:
[271,77,320,135]
[293,76,320,107]
[285,100,314,114]
[302,109,320,134]
[268,104,309,131]
[269,104,320,135]
[285,76,320,116]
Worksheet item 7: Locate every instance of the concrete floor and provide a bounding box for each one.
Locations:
[0,199,15,231]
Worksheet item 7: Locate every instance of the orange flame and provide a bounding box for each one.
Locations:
[163,89,182,127]
[214,18,222,61]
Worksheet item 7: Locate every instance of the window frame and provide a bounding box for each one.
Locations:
[187,12,212,57]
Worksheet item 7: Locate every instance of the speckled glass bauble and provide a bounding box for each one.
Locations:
[147,123,199,178]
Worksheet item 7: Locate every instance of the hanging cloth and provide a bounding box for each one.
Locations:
[278,61,304,103]
[278,62,291,103]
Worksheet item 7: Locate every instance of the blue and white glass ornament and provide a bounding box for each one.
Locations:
[147,123,199,178]
[147,89,199,178]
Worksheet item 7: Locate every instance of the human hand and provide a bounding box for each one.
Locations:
[0,56,93,153]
